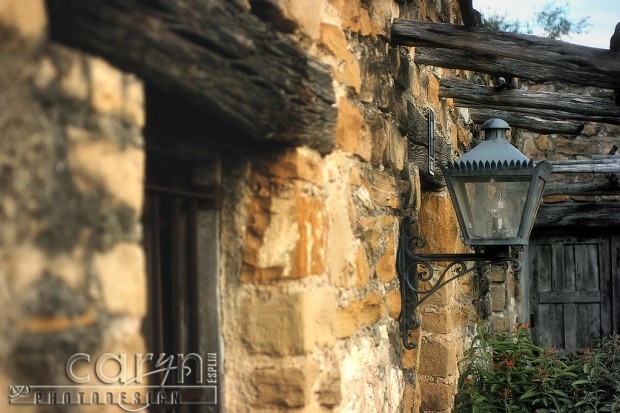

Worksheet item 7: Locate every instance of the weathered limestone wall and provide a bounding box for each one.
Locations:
[0,1,146,411]
[0,1,481,412]
[219,1,477,412]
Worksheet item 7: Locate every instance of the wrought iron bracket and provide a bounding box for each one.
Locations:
[397,216,521,349]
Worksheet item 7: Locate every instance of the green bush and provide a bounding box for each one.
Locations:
[454,324,620,412]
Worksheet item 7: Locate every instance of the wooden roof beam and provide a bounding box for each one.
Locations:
[46,0,337,154]
[440,77,620,125]
[414,47,620,90]
[468,109,584,135]
[544,182,620,196]
[392,20,620,90]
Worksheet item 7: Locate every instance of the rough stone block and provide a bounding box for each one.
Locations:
[317,364,342,408]
[356,245,371,288]
[329,0,363,33]
[89,57,124,116]
[419,339,457,377]
[359,214,394,255]
[386,289,401,320]
[242,184,326,282]
[376,231,396,283]
[0,0,46,40]
[426,74,440,107]
[67,138,145,212]
[335,292,383,338]
[335,97,371,160]
[254,0,321,40]
[403,383,417,413]
[490,284,506,312]
[265,147,325,187]
[251,366,316,408]
[326,180,357,288]
[122,74,145,127]
[383,122,406,173]
[94,243,146,317]
[492,316,510,333]
[419,381,454,412]
[418,193,465,254]
[242,289,336,355]
[59,53,89,102]
[318,23,361,92]
[365,169,399,208]
[421,310,453,334]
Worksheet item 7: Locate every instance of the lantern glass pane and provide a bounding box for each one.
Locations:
[450,176,531,240]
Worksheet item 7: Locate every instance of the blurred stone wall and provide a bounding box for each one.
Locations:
[0,1,145,412]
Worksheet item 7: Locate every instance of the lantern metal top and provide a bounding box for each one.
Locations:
[457,118,529,166]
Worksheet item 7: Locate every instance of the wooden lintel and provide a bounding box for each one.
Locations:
[549,159,620,174]
[46,0,337,155]
[469,109,584,135]
[441,77,620,125]
[535,202,620,228]
[544,182,620,196]
[392,19,620,90]
[415,47,620,90]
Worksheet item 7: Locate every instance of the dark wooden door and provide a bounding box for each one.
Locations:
[528,234,616,356]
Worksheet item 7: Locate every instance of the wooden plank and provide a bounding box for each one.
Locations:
[544,182,620,196]
[549,159,620,174]
[392,20,620,89]
[415,47,620,89]
[563,242,576,292]
[535,202,620,228]
[440,77,620,125]
[563,303,577,354]
[577,303,602,349]
[599,236,613,337]
[539,291,601,304]
[612,235,620,333]
[46,0,337,155]
[469,109,584,135]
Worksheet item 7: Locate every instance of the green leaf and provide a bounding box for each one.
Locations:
[520,389,540,400]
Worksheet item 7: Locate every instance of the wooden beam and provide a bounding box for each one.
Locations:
[415,47,620,90]
[469,109,584,135]
[549,159,620,174]
[392,20,620,90]
[544,182,620,196]
[440,77,620,125]
[535,202,620,228]
[46,0,337,155]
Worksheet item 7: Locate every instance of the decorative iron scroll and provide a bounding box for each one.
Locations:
[397,216,521,350]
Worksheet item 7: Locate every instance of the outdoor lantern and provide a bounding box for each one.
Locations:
[397,118,553,350]
[442,118,552,247]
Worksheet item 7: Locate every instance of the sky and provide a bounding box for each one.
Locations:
[473,0,619,49]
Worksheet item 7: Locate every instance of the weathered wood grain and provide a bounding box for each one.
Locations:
[544,181,620,196]
[46,0,337,154]
[469,109,584,135]
[415,47,620,90]
[392,20,620,89]
[535,202,620,227]
[549,159,620,174]
[441,77,620,125]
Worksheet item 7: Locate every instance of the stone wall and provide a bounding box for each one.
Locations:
[218,1,477,412]
[0,0,146,412]
[0,1,483,412]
